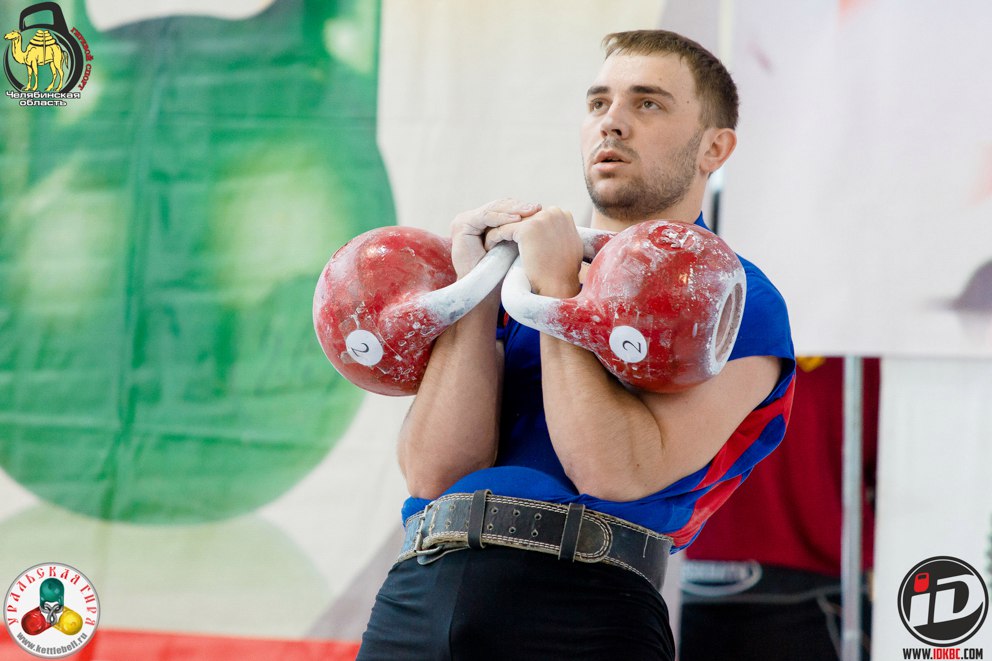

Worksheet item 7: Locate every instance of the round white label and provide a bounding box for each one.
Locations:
[345,330,384,366]
[4,563,100,659]
[609,326,648,363]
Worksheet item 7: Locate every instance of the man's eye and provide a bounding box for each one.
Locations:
[589,99,606,111]
[642,100,658,109]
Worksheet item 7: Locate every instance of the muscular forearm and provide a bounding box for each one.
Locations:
[541,334,782,502]
[397,289,503,499]
[539,335,668,501]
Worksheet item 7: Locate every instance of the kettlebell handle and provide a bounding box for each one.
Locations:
[499,226,613,341]
[500,220,747,392]
[406,241,518,327]
[395,226,612,329]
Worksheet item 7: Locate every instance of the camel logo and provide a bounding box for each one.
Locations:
[3,2,92,105]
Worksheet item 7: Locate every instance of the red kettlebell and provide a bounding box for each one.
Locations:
[313,226,518,396]
[501,220,746,392]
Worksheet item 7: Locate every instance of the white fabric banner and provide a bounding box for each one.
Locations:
[378,0,665,236]
[720,0,992,358]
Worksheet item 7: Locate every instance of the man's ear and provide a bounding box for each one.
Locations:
[699,127,737,175]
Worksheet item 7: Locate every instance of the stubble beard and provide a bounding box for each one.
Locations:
[585,130,703,222]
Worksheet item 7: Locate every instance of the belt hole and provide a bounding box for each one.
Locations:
[509,526,516,533]
[534,513,542,520]
[490,506,499,514]
[512,509,520,517]
[531,530,539,537]
[487,523,494,531]
[445,520,452,529]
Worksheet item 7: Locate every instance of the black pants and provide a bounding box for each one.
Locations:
[358,546,675,661]
[679,565,872,661]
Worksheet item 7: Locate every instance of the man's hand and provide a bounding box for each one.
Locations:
[450,198,542,278]
[484,206,585,298]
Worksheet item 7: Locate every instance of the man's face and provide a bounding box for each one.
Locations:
[581,52,706,222]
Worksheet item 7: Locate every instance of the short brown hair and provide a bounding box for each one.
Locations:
[602,30,739,130]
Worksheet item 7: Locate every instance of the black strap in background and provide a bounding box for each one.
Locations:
[710,187,722,235]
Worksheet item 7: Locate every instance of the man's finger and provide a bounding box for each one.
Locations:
[483,226,506,251]
[479,211,523,230]
[484,198,540,215]
[483,222,523,251]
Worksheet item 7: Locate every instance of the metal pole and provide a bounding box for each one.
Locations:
[841,356,864,661]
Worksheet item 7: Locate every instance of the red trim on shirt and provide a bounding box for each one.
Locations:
[694,378,795,491]
[671,475,744,546]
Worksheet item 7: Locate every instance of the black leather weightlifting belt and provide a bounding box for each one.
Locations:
[398,490,673,591]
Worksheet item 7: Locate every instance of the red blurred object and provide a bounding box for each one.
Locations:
[0,627,361,661]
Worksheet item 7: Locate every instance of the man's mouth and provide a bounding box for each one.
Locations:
[594,150,628,165]
[592,141,637,167]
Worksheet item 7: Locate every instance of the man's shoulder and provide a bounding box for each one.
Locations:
[737,253,789,321]
[730,253,793,362]
[738,254,786,304]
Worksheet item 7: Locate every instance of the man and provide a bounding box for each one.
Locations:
[358,30,794,660]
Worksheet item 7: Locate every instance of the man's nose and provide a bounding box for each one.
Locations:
[600,105,630,139]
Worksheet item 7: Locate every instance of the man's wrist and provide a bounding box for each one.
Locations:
[533,278,581,298]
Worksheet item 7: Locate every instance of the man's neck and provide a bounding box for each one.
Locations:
[590,207,702,232]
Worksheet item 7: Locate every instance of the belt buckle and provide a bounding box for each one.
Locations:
[412,500,466,565]
[413,503,443,564]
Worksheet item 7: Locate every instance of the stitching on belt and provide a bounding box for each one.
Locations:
[602,557,650,584]
[482,534,559,553]
[598,511,671,541]
[489,495,564,513]
[575,517,611,561]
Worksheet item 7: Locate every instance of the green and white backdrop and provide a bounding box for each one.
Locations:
[1,0,989,658]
